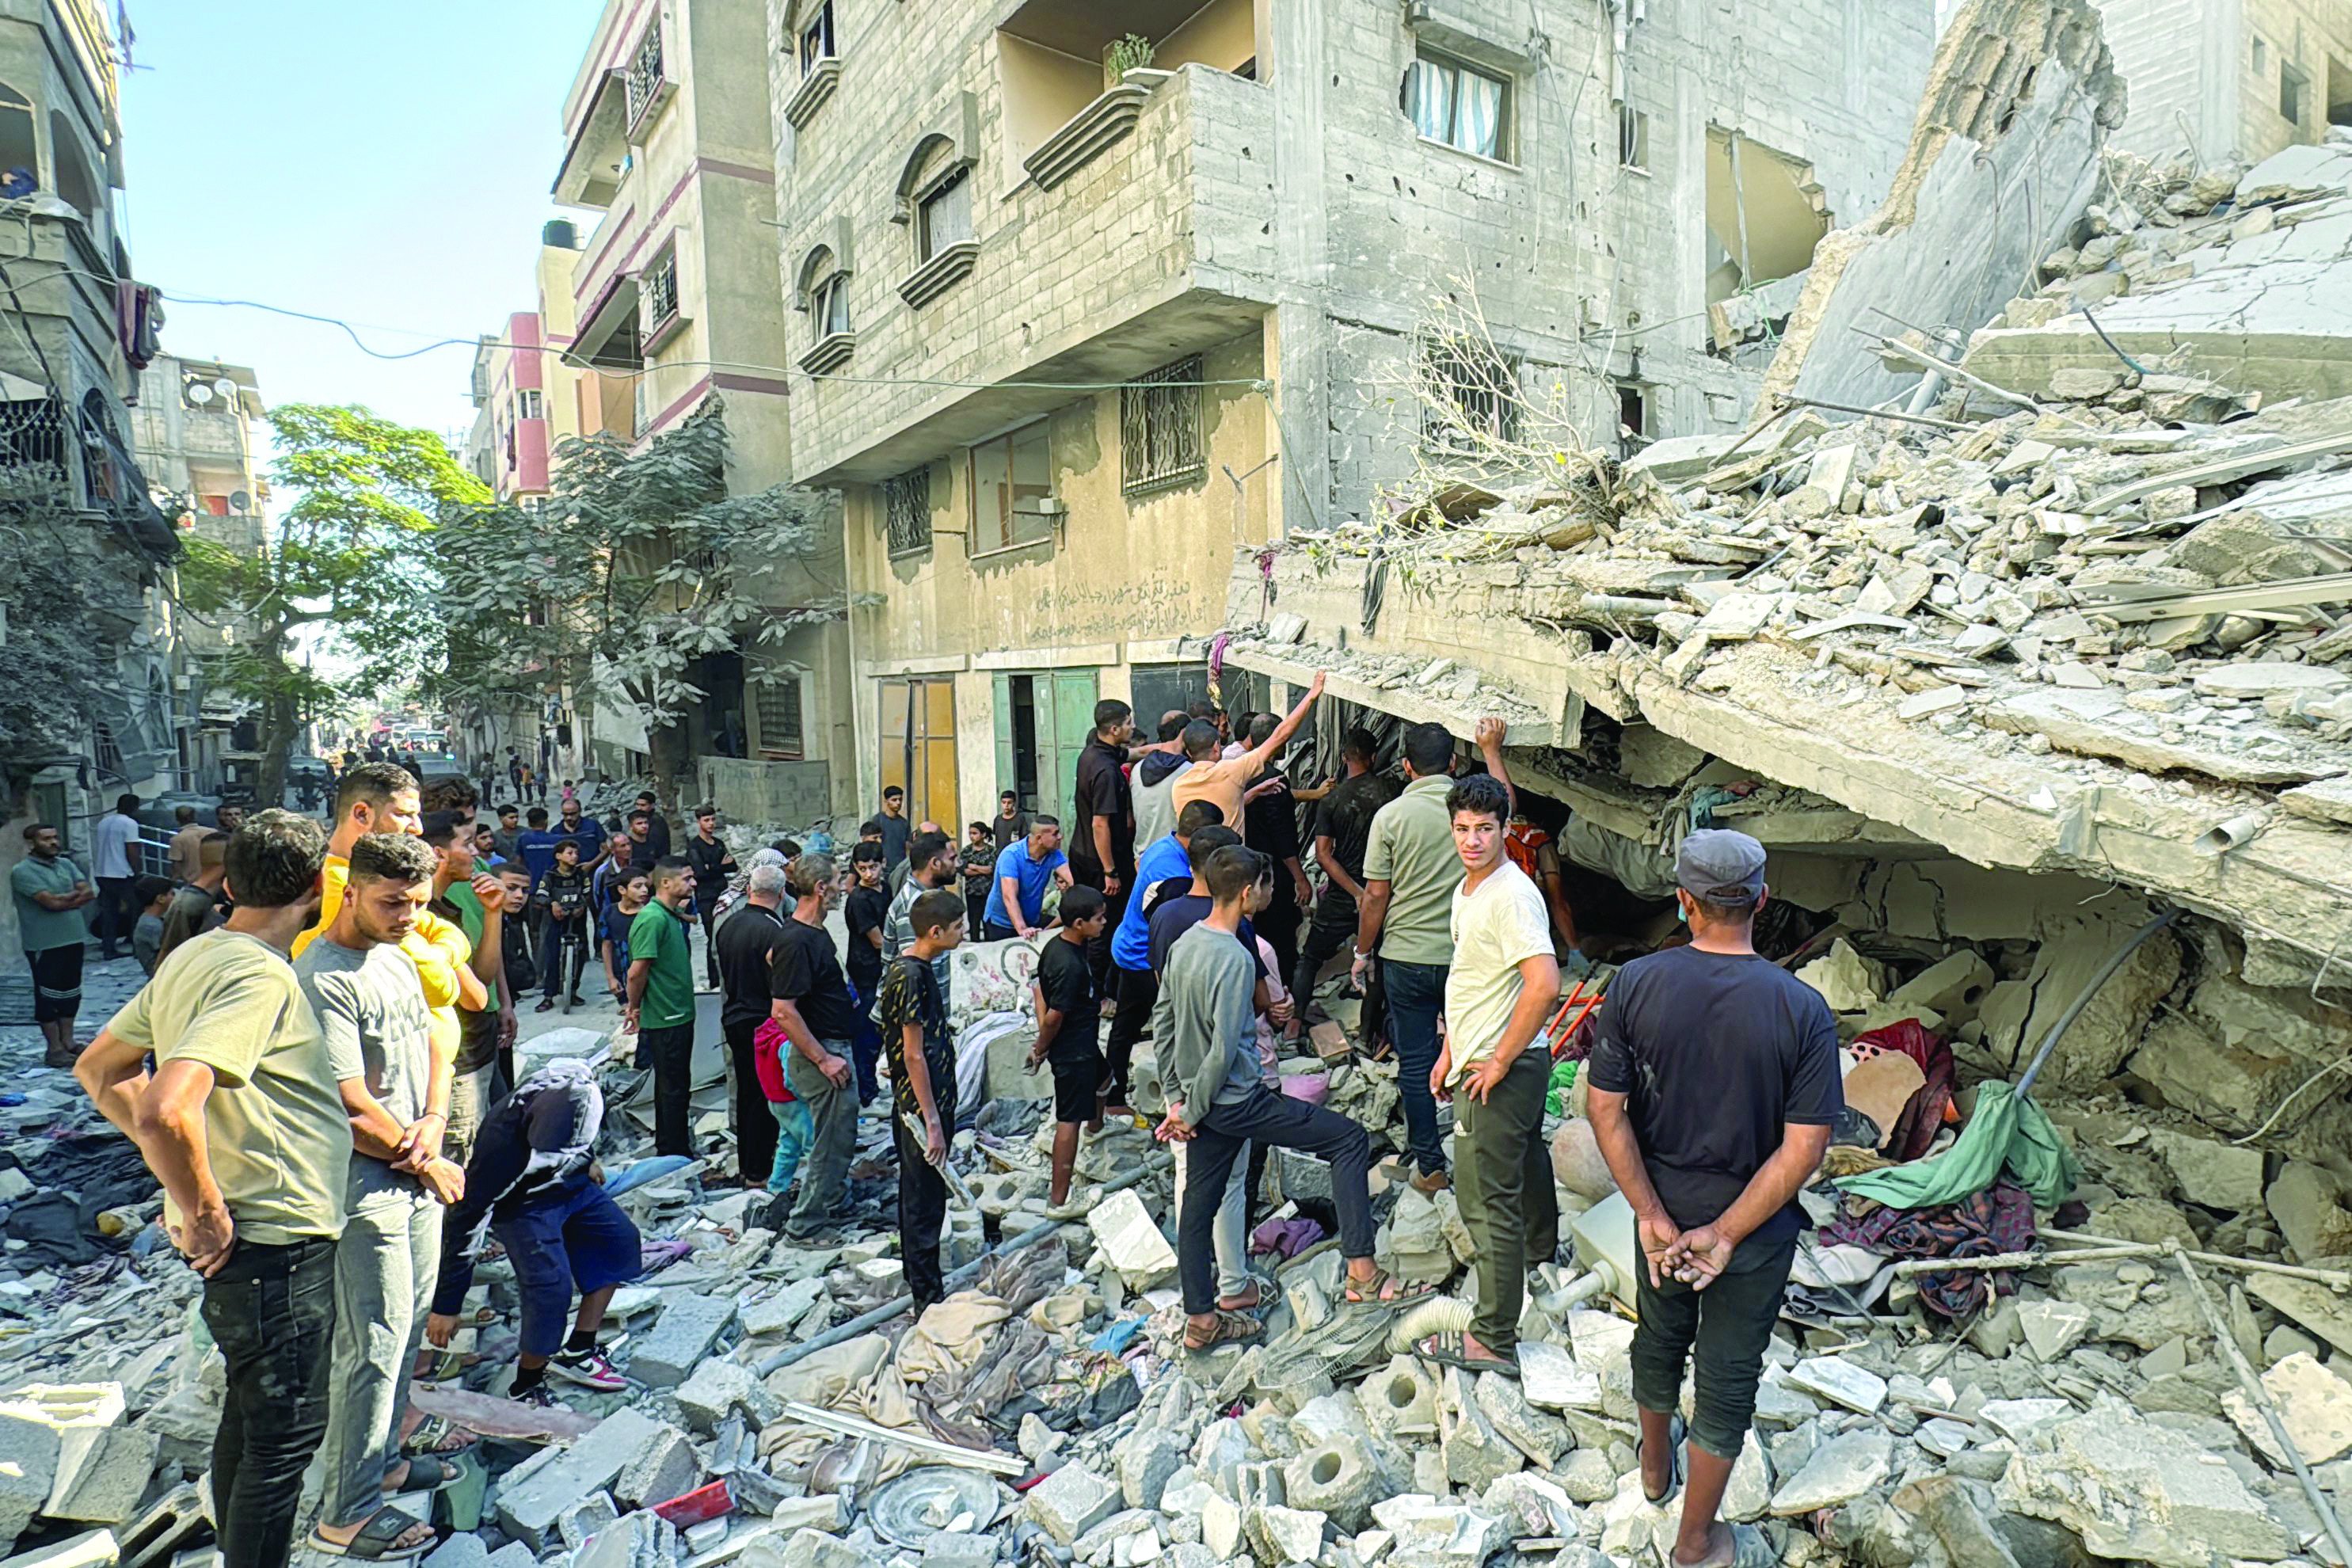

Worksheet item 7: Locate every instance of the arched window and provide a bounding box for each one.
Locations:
[800,245,851,337]
[904,139,972,262]
[0,85,33,188]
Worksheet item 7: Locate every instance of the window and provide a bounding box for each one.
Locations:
[919,166,973,261]
[516,388,544,421]
[0,85,32,187]
[798,1,835,75]
[1616,382,1650,459]
[1401,52,1508,162]
[969,421,1052,553]
[1618,104,1650,169]
[626,24,667,127]
[2282,62,2309,124]
[2253,36,2270,73]
[1420,333,1520,454]
[642,249,679,335]
[755,673,805,759]
[813,267,851,337]
[884,465,932,556]
[1121,356,1205,497]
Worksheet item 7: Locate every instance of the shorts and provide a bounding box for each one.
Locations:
[1051,1050,1106,1124]
[497,1182,642,1358]
[30,944,83,1023]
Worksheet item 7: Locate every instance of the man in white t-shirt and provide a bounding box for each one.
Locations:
[1416,771,1560,1374]
[93,794,143,961]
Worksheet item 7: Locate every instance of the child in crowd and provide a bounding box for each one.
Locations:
[1029,886,1109,1211]
[958,824,995,941]
[425,1059,638,1402]
[879,889,968,1310]
[752,1018,816,1197]
[131,874,173,975]
[602,870,649,1003]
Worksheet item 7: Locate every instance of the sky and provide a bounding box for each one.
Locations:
[116,0,599,447]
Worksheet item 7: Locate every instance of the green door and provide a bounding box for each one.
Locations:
[989,669,1098,824]
[1047,671,1097,828]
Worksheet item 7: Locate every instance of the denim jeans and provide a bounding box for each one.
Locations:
[1383,958,1450,1176]
[202,1235,338,1568]
[767,1097,815,1193]
[1632,1232,1799,1460]
[319,1194,442,1529]
[1178,1087,1372,1316]
[1173,1136,1253,1299]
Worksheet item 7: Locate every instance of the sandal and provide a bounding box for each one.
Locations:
[308,1507,436,1561]
[1414,1332,1521,1378]
[398,1414,477,1459]
[1342,1265,1437,1312]
[413,1349,470,1383]
[1182,1310,1266,1352]
[388,1455,466,1495]
[1642,1413,1687,1505]
[1218,1276,1282,1315]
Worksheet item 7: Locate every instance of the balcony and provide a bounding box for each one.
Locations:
[553,71,629,208]
[789,64,1275,486]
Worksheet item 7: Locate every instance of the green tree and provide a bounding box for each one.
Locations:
[437,399,842,827]
[434,398,839,820]
[179,404,488,803]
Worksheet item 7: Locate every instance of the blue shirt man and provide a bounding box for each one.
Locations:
[980,819,1068,937]
[1113,832,1191,970]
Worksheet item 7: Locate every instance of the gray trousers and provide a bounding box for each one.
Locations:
[1173,1137,1254,1298]
[783,1040,858,1235]
[318,1191,443,1528]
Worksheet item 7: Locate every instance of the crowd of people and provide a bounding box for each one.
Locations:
[13,674,1843,1568]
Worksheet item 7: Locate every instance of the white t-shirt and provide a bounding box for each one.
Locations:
[1443,860,1555,1087]
[93,812,139,880]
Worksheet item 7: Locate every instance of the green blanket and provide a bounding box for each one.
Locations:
[1832,1081,2080,1210]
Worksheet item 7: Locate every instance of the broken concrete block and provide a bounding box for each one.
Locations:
[1886,950,1994,1025]
[2017,1299,2095,1361]
[1517,1340,1601,1413]
[1369,1494,1508,1568]
[919,1532,996,1568]
[0,1412,63,1546]
[613,1421,699,1509]
[554,1491,619,1551]
[1897,683,1969,721]
[1996,1407,2292,1566]
[42,1425,158,1528]
[1722,1431,1774,1524]
[1555,1448,1618,1504]
[2,1531,118,1568]
[2146,1127,2264,1212]
[1439,1368,1522,1490]
[2269,1163,2352,1262]
[1794,940,1884,1013]
[1769,1429,1892,1514]
[1474,1372,1569,1467]
[1284,1437,1377,1532]
[628,1294,736,1388]
[769,1527,863,1568]
[1364,1356,1438,1433]
[1200,1490,1244,1560]
[1087,1189,1177,1287]
[1022,1460,1119,1546]
[494,1407,666,1548]
[1247,1502,1326,1564]
[2225,1350,2352,1465]
[1116,1427,1188,1512]
[1782,1356,1887,1414]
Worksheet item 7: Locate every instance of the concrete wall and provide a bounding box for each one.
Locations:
[2089,0,2352,164]
[698,755,834,827]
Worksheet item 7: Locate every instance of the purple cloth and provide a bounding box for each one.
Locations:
[1249,1216,1324,1259]
[1821,1178,2034,1319]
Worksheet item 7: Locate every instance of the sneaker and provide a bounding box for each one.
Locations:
[512,1382,569,1410]
[547,1345,626,1391]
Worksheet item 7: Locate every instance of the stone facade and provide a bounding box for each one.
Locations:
[2089,0,2352,166]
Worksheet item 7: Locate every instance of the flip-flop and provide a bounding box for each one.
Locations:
[1642,1413,1687,1505]
[307,1507,435,1561]
[1661,1520,1774,1568]
[1413,1332,1521,1378]
[390,1455,466,1495]
[1183,1309,1266,1353]
[1341,1265,1437,1313]
[413,1349,470,1383]
[398,1414,477,1459]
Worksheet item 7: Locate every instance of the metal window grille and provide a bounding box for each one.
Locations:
[0,397,66,475]
[884,466,931,555]
[755,674,805,758]
[626,25,666,126]
[1120,356,1205,497]
[642,252,679,333]
[1420,335,1520,453]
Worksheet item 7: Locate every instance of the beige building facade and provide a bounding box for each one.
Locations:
[2091,0,2351,164]
[548,0,852,816]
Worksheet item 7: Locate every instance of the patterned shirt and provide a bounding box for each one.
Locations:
[875,953,953,1126]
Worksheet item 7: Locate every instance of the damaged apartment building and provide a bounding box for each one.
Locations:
[1219,0,2352,1180]
[764,0,1935,825]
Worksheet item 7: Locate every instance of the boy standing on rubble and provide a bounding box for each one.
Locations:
[424,1058,637,1402]
[878,888,969,1309]
[1028,885,1110,1208]
[1156,845,1421,1352]
[1586,830,1840,1568]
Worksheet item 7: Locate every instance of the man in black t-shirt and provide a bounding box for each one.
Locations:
[1586,830,1840,1568]
[843,843,891,1106]
[1291,729,1396,1037]
[1068,700,1136,990]
[684,805,736,988]
[1027,887,1109,1209]
[766,854,864,1239]
[1239,713,1310,995]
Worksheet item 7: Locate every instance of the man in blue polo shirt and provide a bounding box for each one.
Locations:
[1101,798,1223,1111]
[980,816,1071,941]
[516,807,561,892]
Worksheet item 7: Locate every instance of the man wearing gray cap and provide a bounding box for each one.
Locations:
[1585,829,1840,1568]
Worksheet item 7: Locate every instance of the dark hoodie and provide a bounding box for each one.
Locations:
[1132,751,1193,854]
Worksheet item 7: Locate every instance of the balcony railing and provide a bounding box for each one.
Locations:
[625,25,670,134]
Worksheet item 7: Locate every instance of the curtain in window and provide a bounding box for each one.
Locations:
[1402,60,1454,143]
[1456,70,1501,158]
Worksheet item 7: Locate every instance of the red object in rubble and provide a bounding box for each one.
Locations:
[651,1479,735,1527]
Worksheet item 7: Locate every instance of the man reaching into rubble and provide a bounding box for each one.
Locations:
[878,888,969,1310]
[77,810,348,1568]
[1170,671,1327,833]
[1355,719,1514,1194]
[1585,830,1840,1568]
[1419,773,1561,1375]
[1155,845,1421,1351]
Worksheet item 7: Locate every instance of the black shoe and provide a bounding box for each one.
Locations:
[566,992,584,1007]
[535,998,556,1013]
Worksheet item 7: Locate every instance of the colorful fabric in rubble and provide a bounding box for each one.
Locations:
[1822,1178,2036,1319]
[1832,1079,2080,1211]
[1848,1018,1957,1163]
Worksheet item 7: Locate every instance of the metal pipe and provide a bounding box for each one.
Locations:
[2014,908,2183,1096]
[755,1153,1173,1374]
[2167,1240,2352,1568]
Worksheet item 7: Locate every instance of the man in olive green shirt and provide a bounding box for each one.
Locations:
[626,857,700,1157]
[76,810,350,1568]
[1353,718,1513,1191]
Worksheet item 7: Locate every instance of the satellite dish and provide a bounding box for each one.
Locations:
[183,381,213,406]
[229,490,250,512]
[212,378,238,402]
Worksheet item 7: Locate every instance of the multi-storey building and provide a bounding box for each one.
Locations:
[764,0,1935,828]
[2090,0,2350,164]
[550,0,852,819]
[0,0,185,952]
